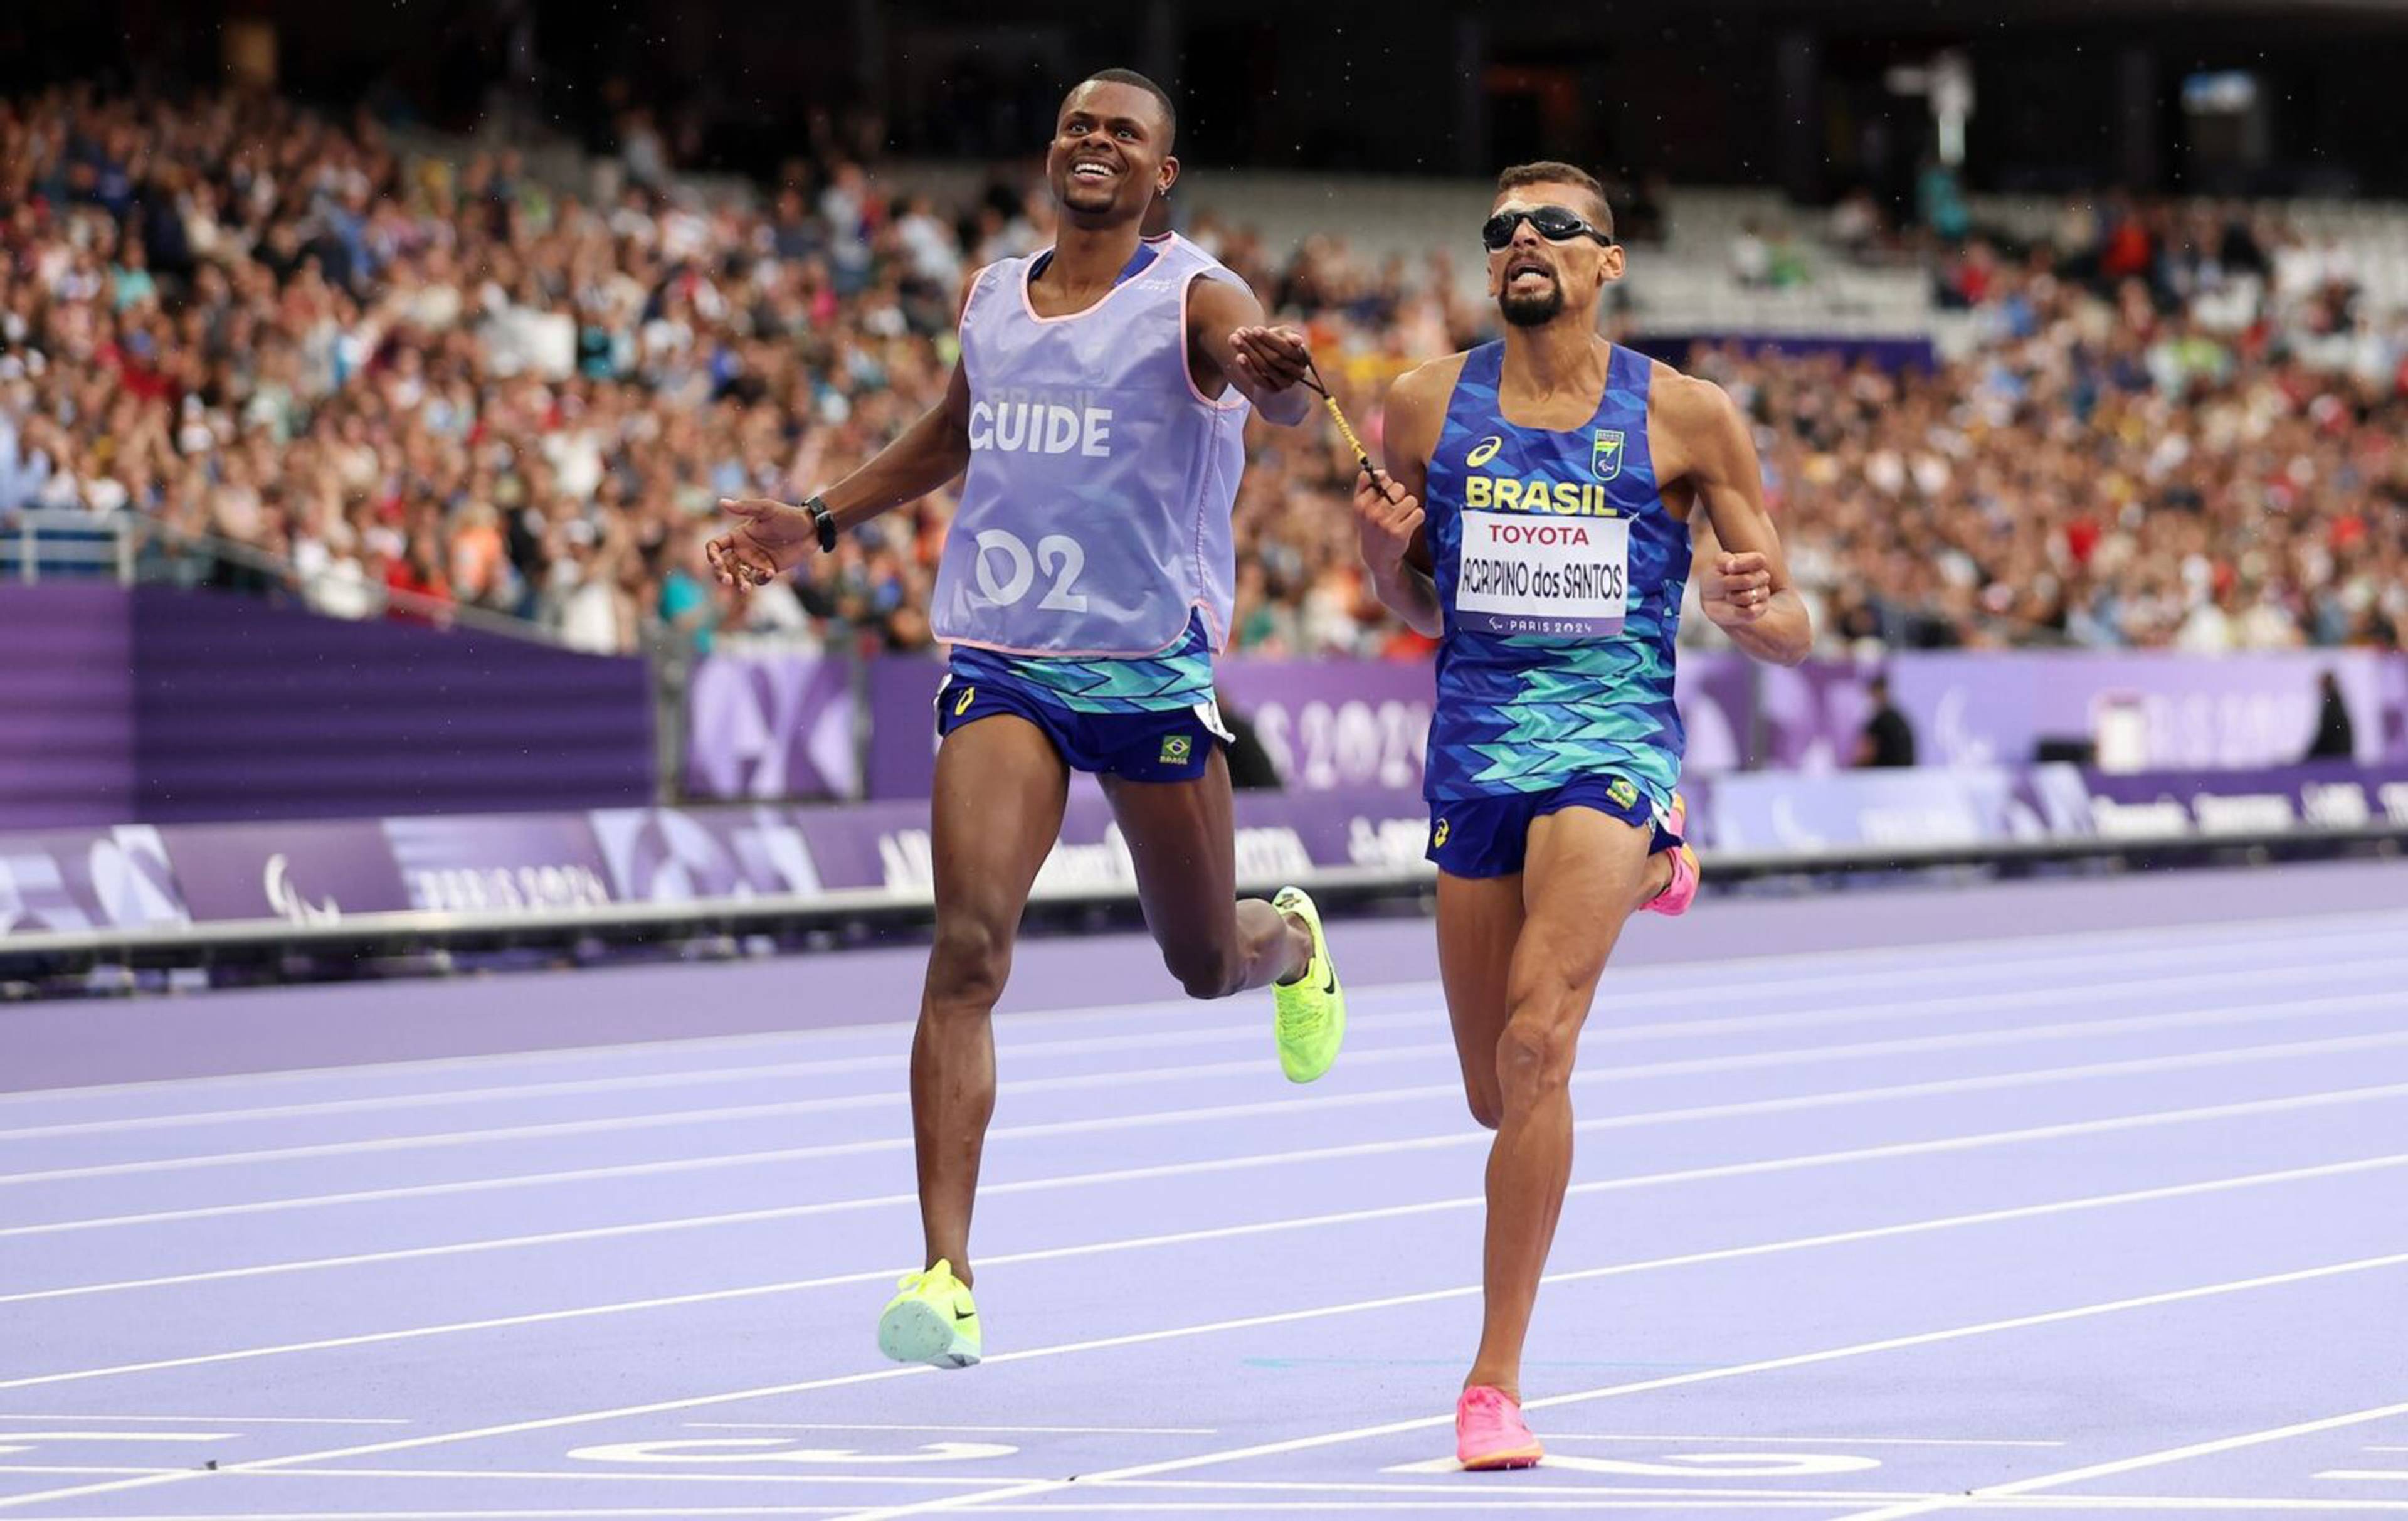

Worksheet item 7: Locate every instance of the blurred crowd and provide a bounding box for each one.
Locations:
[1760,189,2408,650]
[2,85,2404,663]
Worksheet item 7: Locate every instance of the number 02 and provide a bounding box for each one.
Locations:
[974,529,1087,612]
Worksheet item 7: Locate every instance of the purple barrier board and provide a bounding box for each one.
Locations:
[0,587,657,829]
[681,643,2408,807]
[1888,650,2399,770]
[0,824,189,938]
[681,655,857,802]
[1753,657,1877,772]
[164,819,403,925]
[821,784,1433,899]
[0,788,1434,938]
[860,656,946,801]
[2382,656,2408,758]
[1696,760,2408,853]
[850,655,1447,802]
[1217,658,1433,794]
[695,650,1757,802]
[0,585,137,827]
[8,765,2404,942]
[129,588,655,822]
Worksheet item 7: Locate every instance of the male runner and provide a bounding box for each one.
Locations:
[1352,162,1810,1468]
[706,70,1346,1372]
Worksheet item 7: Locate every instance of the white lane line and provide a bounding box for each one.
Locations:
[0,1463,1058,1485]
[0,1506,1787,1521]
[0,1471,1982,1495]
[835,1501,2408,1515]
[1543,1434,2066,1448]
[21,1008,2408,1244]
[0,1147,2388,1491]
[0,1504,847,1518]
[0,1041,1449,1188]
[0,1435,233,1444]
[680,1423,1218,1436]
[13,1021,2406,1246]
[181,1468,1043,1487]
[0,1414,408,1424]
[842,1255,2408,1521]
[11,902,2404,1123]
[0,1208,2389,1511]
[2325,1473,2408,1481]
[1028,1476,2408,1508]
[12,970,2407,1189]
[0,981,1321,1113]
[15,1501,2408,1520]
[868,1500,2408,1514]
[9,1075,2403,1308]
[0,1472,1930,1510]
[6,926,2379,1142]
[0,1002,1452,1145]
[1835,1400,2408,1519]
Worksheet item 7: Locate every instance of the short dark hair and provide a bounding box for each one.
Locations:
[1071,68,1177,151]
[1495,161,1613,238]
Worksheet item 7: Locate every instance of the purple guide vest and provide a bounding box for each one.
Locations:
[935,234,1249,657]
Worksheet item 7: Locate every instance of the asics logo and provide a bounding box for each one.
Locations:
[1467,436,1503,467]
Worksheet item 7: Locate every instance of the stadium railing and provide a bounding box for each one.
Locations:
[1,511,569,644]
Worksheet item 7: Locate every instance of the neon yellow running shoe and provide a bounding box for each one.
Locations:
[876,1259,981,1369]
[1270,885,1346,1083]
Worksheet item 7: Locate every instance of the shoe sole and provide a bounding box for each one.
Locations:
[877,1300,979,1369]
[1460,1444,1545,1471]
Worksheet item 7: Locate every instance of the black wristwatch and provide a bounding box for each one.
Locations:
[803,495,837,553]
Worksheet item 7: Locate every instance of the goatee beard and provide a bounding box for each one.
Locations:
[1501,285,1564,327]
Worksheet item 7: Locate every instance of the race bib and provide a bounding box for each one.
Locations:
[1455,509,1629,637]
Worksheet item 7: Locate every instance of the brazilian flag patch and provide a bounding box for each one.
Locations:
[1608,777,1639,810]
[1159,734,1195,765]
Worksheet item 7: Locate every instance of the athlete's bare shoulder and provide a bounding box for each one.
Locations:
[1391,351,1473,409]
[1646,363,1743,435]
[1382,351,1472,472]
[1646,363,1751,482]
[1385,352,1472,434]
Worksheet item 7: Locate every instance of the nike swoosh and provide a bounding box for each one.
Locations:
[954,1307,976,1322]
[1319,967,1336,996]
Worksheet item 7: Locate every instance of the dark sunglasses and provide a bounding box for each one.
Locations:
[1481,204,1615,252]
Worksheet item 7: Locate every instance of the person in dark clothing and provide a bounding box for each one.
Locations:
[1854,673,1918,768]
[1217,689,1283,790]
[2306,671,2356,761]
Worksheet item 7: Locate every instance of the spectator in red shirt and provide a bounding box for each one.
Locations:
[383,531,454,626]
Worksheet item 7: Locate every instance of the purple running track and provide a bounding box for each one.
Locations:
[0,859,2404,1519]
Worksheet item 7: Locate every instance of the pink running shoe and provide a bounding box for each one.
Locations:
[1455,1384,1543,1471]
[1645,792,1700,918]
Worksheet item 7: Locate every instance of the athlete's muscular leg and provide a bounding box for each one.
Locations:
[1465,808,1673,1401]
[914,716,1069,1284]
[1435,871,1524,1130]
[1101,749,1311,998]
